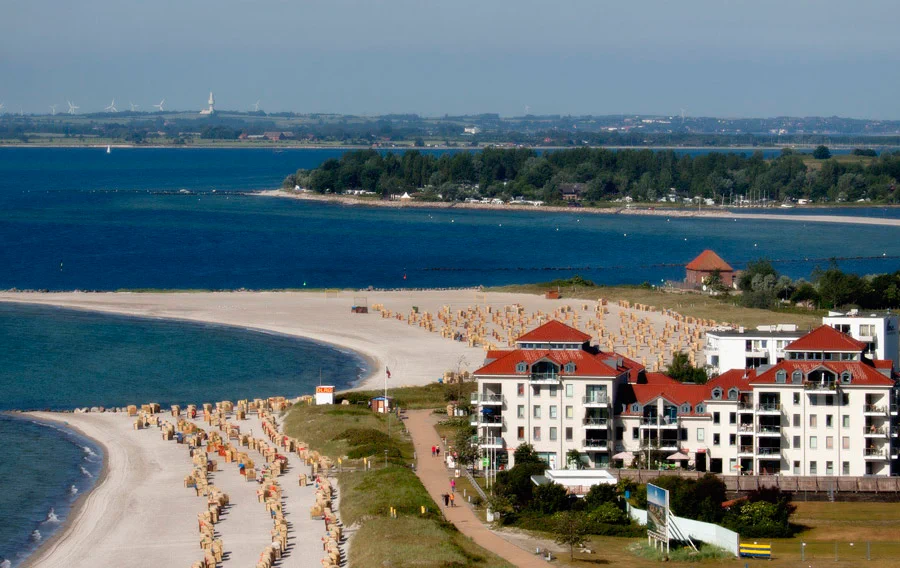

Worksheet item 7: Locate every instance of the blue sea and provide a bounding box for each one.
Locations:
[1,146,899,565]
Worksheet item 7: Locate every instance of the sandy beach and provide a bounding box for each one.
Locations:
[1,289,710,567]
[261,190,900,227]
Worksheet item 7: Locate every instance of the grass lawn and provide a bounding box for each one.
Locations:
[337,381,476,410]
[491,283,824,329]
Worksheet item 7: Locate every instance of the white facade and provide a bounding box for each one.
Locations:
[823,310,899,367]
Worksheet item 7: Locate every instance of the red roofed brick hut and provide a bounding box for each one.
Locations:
[685,249,734,289]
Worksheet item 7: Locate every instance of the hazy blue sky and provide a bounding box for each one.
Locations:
[2,0,898,117]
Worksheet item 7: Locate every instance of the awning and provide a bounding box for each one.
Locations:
[695,449,707,454]
[667,452,689,460]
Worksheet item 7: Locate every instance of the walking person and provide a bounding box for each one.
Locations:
[442,493,449,507]
[436,446,440,458]
[449,492,455,507]
[431,445,436,457]
[450,478,456,493]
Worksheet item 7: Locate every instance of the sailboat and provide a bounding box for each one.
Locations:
[106,145,111,154]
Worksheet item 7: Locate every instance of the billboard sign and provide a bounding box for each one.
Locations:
[646,483,669,542]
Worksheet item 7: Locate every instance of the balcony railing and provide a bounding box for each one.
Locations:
[864,448,886,458]
[756,403,782,412]
[738,445,754,454]
[581,439,609,450]
[583,417,609,427]
[757,447,781,456]
[864,426,888,436]
[473,436,505,448]
[756,425,782,434]
[641,416,678,426]
[582,394,609,405]
[471,393,503,404]
[864,404,887,415]
[738,424,755,433]
[804,382,838,392]
[738,402,754,411]
[530,372,559,383]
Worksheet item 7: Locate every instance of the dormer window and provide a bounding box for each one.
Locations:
[728,388,738,400]
[791,370,803,384]
[841,371,852,384]
[775,370,786,384]
[712,388,722,400]
[681,403,691,414]
[516,362,527,373]
[564,362,576,374]
[696,404,705,414]
[631,403,640,413]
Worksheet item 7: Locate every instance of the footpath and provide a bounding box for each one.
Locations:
[405,409,550,568]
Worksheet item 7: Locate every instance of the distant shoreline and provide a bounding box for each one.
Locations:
[259,190,900,226]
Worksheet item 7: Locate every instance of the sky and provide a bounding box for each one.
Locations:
[2,0,899,118]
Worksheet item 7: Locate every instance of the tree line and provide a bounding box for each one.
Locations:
[283,147,900,204]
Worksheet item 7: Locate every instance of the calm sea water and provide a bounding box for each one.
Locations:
[0,146,898,565]
[0,302,366,567]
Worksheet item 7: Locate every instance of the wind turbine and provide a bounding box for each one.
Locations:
[104,99,118,113]
[49,104,57,115]
[0,102,5,114]
[129,101,140,112]
[67,101,80,115]
[153,98,165,112]
[680,108,687,124]
[252,100,260,112]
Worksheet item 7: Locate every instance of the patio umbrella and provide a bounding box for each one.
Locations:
[667,452,689,460]
[612,451,632,460]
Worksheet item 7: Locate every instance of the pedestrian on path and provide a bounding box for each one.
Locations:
[436,446,440,457]
[449,492,455,507]
[442,493,450,507]
[431,445,436,457]
[450,478,456,493]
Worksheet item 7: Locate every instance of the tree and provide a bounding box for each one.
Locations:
[566,449,585,469]
[583,483,619,511]
[666,352,708,384]
[812,145,832,160]
[553,511,590,561]
[703,269,728,293]
[452,425,479,468]
[531,482,570,514]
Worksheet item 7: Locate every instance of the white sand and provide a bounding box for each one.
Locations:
[3,289,709,567]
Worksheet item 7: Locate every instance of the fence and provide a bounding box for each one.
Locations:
[627,504,740,556]
[610,469,900,494]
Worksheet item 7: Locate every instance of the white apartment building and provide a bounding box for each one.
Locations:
[473,321,899,476]
[704,311,900,375]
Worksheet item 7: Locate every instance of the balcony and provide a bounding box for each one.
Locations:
[583,417,609,429]
[864,448,888,460]
[756,425,782,436]
[659,441,680,451]
[581,438,610,451]
[864,426,888,438]
[474,436,505,449]
[756,447,781,457]
[738,423,755,433]
[530,372,559,383]
[756,403,782,414]
[640,417,679,428]
[471,393,503,405]
[582,394,609,407]
[804,382,838,393]
[864,404,888,416]
[738,402,755,413]
[891,404,898,416]
[471,414,504,428]
[738,445,754,456]
[892,428,899,438]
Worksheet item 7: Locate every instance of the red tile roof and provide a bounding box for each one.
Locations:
[706,368,756,392]
[785,325,866,352]
[516,320,592,343]
[685,250,733,272]
[475,348,622,377]
[751,360,894,386]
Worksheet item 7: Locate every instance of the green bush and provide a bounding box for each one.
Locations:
[588,501,627,525]
[332,427,401,459]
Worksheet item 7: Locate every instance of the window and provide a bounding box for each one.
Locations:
[810,436,818,449]
[792,370,803,384]
[826,415,833,428]
[842,393,850,405]
[517,405,525,419]
[713,412,721,424]
[729,412,736,425]
[549,427,557,441]
[810,395,818,406]
[517,426,525,440]
[565,406,573,419]
[793,461,800,475]
[793,436,801,448]
[681,403,690,414]
[516,362,527,373]
[775,370,786,384]
[826,436,833,449]
[533,406,541,419]
[680,428,688,441]
[841,371,852,384]
[631,403,640,413]
[697,428,705,442]
[729,434,736,446]
[826,461,834,475]
[517,383,525,397]
[810,415,817,428]
[842,461,850,475]
[532,385,541,397]
[549,405,557,419]
[565,427,573,441]
[696,404,705,414]
[565,384,574,398]
[842,436,850,450]
[728,388,739,400]
[616,427,624,441]
[713,433,721,446]
[826,395,834,406]
[794,392,800,405]
[564,363,575,373]
[632,427,640,440]
[860,324,876,336]
[793,414,800,428]
[810,461,817,475]
[549,385,557,397]
[533,427,541,441]
[843,415,850,428]
[712,388,722,399]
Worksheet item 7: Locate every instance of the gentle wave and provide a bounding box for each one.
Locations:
[1,558,11,568]
[30,529,41,543]
[69,484,79,496]
[43,508,60,524]
[79,465,93,478]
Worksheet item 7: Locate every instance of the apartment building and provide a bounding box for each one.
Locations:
[473,321,899,476]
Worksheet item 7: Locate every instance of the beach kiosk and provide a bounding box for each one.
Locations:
[370,396,393,414]
[315,386,335,405]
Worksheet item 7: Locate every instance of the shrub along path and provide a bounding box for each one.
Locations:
[406,409,551,568]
